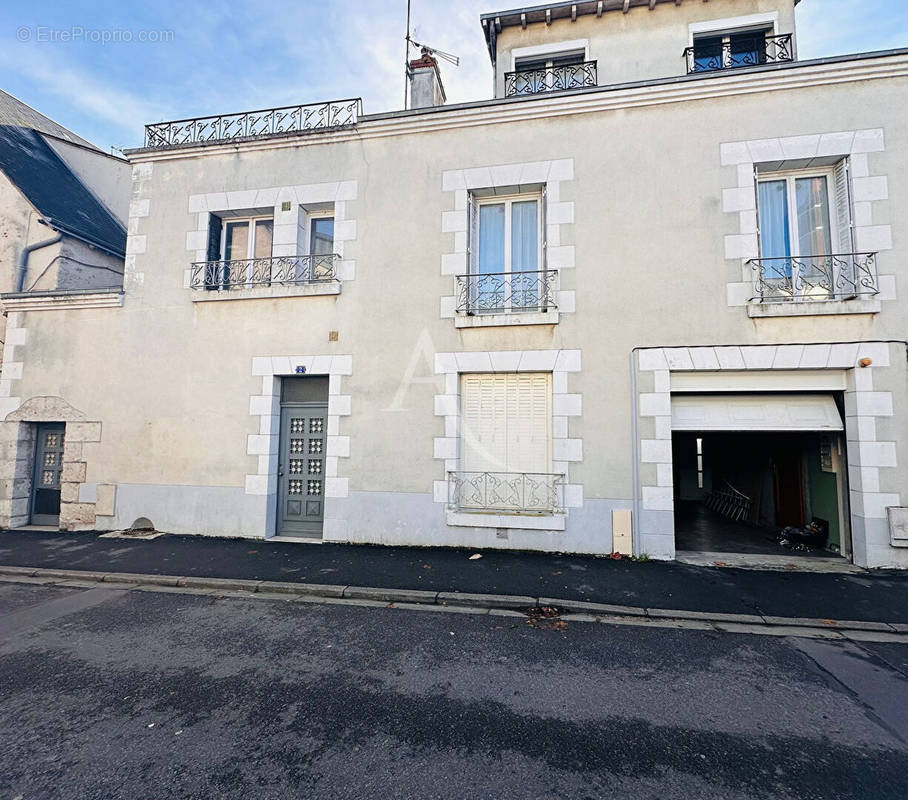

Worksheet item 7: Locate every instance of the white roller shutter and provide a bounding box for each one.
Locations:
[461,373,551,473]
[671,394,843,432]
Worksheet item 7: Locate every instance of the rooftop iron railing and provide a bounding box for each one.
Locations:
[145,98,362,148]
[748,253,879,303]
[448,471,565,515]
[504,61,597,96]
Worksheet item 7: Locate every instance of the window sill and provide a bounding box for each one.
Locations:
[191,282,341,302]
[454,310,558,328]
[446,509,566,531]
[747,297,881,318]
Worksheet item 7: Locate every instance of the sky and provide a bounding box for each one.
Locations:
[0,0,906,152]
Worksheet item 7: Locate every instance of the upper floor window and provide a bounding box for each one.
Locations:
[686,29,793,74]
[752,161,878,304]
[459,192,556,316]
[506,52,596,97]
[758,171,834,263]
[223,216,274,262]
[309,216,335,255]
[196,209,337,292]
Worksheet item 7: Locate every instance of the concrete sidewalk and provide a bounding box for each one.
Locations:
[1,528,906,624]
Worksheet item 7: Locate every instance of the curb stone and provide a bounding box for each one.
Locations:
[0,564,905,639]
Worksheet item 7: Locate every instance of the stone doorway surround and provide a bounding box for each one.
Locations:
[0,396,114,531]
[247,354,353,539]
[634,342,900,567]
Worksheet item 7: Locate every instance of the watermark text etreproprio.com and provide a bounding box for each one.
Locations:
[16,26,174,44]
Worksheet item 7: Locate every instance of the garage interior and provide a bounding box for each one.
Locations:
[671,392,850,560]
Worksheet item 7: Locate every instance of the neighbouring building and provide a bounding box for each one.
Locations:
[1,0,906,568]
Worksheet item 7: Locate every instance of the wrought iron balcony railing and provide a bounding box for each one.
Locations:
[455,270,558,315]
[504,61,597,97]
[685,33,793,74]
[448,471,565,515]
[190,254,338,291]
[145,98,362,149]
[748,253,879,303]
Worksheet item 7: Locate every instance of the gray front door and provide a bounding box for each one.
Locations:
[32,423,65,526]
[278,405,328,536]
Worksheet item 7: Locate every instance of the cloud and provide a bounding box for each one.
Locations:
[0,43,168,147]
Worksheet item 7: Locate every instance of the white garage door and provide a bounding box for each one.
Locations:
[671,394,843,431]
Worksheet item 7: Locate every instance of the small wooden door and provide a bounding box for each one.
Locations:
[277,405,328,536]
[31,423,65,525]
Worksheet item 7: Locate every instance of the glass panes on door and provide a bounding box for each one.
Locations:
[31,423,65,524]
[279,403,327,536]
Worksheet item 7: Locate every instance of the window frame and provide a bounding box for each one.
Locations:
[756,165,847,303]
[220,215,274,262]
[473,192,544,314]
[692,26,772,70]
[475,192,543,274]
[305,210,335,256]
[756,166,839,260]
[514,51,585,72]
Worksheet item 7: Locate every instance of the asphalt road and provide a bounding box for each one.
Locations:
[1,579,907,800]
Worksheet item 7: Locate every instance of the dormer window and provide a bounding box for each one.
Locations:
[686,28,793,74]
[506,50,596,97]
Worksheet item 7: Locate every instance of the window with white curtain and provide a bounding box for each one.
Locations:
[756,160,854,301]
[468,192,544,313]
[757,171,835,261]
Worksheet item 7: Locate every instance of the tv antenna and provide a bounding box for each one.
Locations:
[404,0,459,109]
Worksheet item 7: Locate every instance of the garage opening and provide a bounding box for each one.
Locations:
[671,393,850,560]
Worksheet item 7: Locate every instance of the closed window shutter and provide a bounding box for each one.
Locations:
[460,373,551,474]
[834,157,855,254]
[506,373,552,474]
[207,213,223,261]
[541,184,548,273]
[204,213,223,290]
[753,165,762,257]
[461,374,508,472]
[467,192,479,275]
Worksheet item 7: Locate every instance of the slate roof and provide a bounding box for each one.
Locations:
[0,89,100,150]
[0,125,126,257]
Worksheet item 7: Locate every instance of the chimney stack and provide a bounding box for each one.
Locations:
[408,47,446,109]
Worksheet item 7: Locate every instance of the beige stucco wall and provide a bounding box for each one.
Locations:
[3,52,907,563]
[493,0,797,96]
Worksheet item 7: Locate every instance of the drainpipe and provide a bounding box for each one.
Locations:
[16,230,62,293]
[629,350,640,557]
